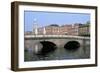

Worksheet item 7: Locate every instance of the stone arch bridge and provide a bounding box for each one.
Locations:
[24,35,90,61]
[25,35,90,48]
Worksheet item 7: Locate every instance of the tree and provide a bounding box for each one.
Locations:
[86,21,90,25]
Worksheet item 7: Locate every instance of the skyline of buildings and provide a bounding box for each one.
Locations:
[25,22,90,36]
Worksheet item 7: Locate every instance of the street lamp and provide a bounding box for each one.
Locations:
[33,18,38,36]
[43,27,46,35]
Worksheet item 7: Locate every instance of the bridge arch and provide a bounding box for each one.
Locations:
[37,41,57,56]
[64,41,80,51]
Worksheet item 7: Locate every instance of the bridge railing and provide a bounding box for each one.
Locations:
[24,35,90,40]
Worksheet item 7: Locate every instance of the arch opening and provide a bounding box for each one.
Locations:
[64,41,80,51]
[37,41,57,56]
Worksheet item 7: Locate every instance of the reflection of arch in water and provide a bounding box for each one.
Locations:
[36,41,57,56]
[64,41,80,51]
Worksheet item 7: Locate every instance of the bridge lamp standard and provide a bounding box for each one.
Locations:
[57,27,60,35]
[33,18,38,36]
[43,27,46,36]
[42,27,46,42]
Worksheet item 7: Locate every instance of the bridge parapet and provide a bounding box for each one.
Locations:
[25,35,90,40]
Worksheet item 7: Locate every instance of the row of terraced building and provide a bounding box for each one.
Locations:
[25,23,90,36]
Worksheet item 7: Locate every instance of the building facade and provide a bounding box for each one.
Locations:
[26,23,90,36]
[79,24,90,36]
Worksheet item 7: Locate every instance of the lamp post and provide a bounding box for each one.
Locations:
[43,27,46,35]
[43,27,46,41]
[33,18,38,36]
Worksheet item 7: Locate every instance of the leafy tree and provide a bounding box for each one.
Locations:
[86,21,90,25]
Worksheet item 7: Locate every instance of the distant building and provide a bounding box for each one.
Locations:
[45,24,60,35]
[25,23,90,36]
[24,31,32,35]
[59,25,71,35]
[79,24,90,36]
[60,23,82,35]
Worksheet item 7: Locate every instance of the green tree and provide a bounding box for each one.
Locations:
[86,21,90,25]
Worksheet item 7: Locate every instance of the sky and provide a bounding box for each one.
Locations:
[24,11,90,32]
